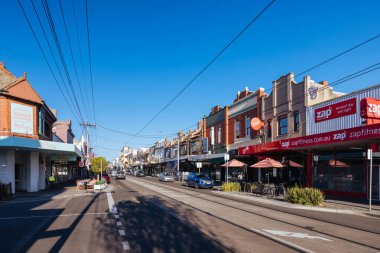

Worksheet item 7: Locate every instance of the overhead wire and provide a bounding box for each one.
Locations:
[40,0,85,123]
[58,0,90,121]
[17,0,84,136]
[126,0,277,144]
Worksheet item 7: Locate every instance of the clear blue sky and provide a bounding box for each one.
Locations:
[1,0,380,160]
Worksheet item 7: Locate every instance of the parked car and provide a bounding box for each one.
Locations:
[116,171,126,179]
[135,171,145,177]
[158,172,174,182]
[126,170,132,175]
[101,173,111,184]
[186,173,214,189]
[111,170,117,177]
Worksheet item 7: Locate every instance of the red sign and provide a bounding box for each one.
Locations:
[78,161,84,167]
[360,97,380,119]
[239,122,380,155]
[314,98,356,123]
[239,141,281,155]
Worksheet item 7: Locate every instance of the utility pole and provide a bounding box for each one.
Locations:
[80,122,96,173]
[177,137,180,172]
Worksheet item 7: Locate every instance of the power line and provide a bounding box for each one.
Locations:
[84,0,96,125]
[58,0,90,121]
[127,0,277,143]
[17,0,83,134]
[40,0,85,123]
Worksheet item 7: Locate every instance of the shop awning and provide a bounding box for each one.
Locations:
[0,136,82,157]
[222,159,246,167]
[250,158,284,168]
[282,160,303,168]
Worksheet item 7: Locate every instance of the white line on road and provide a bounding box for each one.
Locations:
[117,221,122,226]
[107,192,118,214]
[119,230,126,236]
[263,229,332,241]
[122,241,130,250]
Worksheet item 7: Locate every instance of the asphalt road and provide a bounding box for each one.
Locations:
[1,176,379,253]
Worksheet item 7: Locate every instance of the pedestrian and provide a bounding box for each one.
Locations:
[46,175,56,188]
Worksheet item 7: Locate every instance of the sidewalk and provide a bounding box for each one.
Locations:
[174,180,380,218]
[5,180,98,204]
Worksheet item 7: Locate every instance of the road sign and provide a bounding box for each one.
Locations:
[78,161,84,167]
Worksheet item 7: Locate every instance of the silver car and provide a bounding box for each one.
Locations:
[158,172,174,182]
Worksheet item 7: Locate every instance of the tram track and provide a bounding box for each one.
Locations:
[129,176,380,252]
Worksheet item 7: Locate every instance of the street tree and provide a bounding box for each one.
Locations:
[91,157,109,174]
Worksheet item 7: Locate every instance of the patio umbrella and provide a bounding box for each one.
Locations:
[221,159,247,167]
[282,160,303,168]
[329,159,350,168]
[250,158,284,168]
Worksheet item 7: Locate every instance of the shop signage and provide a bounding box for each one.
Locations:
[11,103,34,135]
[251,117,263,131]
[314,98,356,123]
[239,122,380,155]
[281,122,380,149]
[360,97,380,119]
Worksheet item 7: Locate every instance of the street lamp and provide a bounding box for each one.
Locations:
[224,154,230,183]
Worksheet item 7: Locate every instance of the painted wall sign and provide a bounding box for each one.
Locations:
[314,98,356,123]
[11,103,34,135]
[360,97,380,119]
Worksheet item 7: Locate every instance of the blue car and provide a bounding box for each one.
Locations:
[186,173,214,189]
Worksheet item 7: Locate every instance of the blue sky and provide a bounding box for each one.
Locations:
[1,0,380,160]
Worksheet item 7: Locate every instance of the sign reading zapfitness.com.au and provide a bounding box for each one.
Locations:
[11,103,34,135]
[314,98,356,123]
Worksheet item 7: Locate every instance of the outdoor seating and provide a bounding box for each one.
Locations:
[86,180,96,190]
[76,180,84,191]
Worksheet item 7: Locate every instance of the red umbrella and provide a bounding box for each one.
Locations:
[282,160,303,168]
[250,158,284,168]
[221,159,247,167]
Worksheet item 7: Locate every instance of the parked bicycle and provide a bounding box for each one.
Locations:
[253,182,272,197]
[267,184,287,199]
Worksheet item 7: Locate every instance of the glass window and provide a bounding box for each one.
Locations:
[245,115,250,137]
[39,109,45,134]
[294,111,300,132]
[278,117,288,136]
[235,119,240,139]
[218,125,222,144]
[267,120,272,138]
[312,151,365,193]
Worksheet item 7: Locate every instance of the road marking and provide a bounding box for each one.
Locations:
[115,215,120,219]
[122,241,130,250]
[170,195,189,198]
[118,185,123,189]
[107,192,117,213]
[0,212,108,220]
[119,230,126,236]
[262,229,332,241]
[117,221,122,226]
[131,197,140,204]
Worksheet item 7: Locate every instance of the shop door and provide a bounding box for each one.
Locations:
[371,166,379,200]
[15,164,27,191]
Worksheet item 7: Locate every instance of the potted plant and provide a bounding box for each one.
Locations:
[94,179,107,190]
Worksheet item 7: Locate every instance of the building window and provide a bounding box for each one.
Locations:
[267,120,272,138]
[235,119,240,139]
[278,116,288,136]
[218,125,222,144]
[245,115,250,137]
[39,109,45,134]
[294,111,300,132]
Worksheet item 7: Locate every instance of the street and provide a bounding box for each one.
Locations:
[1,176,379,253]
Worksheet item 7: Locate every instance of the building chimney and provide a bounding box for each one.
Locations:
[23,72,27,78]
[319,80,328,86]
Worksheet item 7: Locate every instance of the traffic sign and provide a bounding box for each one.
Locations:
[78,161,84,167]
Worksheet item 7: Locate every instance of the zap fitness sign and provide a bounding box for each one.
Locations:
[314,98,356,123]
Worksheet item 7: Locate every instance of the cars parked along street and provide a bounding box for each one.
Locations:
[158,172,174,182]
[186,173,214,189]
